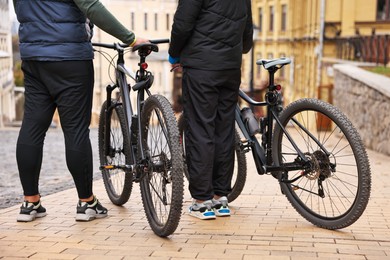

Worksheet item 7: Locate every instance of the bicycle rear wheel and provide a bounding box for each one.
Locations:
[177,113,247,203]
[272,98,371,229]
[98,100,133,205]
[139,94,184,237]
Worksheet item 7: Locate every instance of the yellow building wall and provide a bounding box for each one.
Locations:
[325,0,341,22]
[249,0,389,108]
[250,0,321,105]
[355,0,376,21]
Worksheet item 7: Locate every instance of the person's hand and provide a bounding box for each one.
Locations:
[131,37,150,47]
[169,55,180,64]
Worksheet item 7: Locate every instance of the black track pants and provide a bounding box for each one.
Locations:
[182,68,241,201]
[17,60,94,199]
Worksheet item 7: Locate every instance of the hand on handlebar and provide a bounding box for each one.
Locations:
[131,37,150,47]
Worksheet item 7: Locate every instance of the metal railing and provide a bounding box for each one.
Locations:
[335,35,390,66]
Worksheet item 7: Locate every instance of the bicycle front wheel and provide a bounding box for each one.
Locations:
[272,98,371,229]
[177,113,247,203]
[139,94,184,237]
[98,100,133,206]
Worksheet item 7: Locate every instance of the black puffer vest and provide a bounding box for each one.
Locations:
[15,0,94,61]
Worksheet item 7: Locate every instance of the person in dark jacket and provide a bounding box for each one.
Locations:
[169,0,253,219]
[13,0,148,222]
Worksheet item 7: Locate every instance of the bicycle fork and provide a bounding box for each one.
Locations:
[100,83,136,173]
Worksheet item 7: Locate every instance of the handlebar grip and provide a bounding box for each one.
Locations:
[149,39,170,44]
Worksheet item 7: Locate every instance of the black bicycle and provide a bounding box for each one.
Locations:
[93,40,184,237]
[179,57,371,229]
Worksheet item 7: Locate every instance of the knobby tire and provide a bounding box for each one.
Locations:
[139,94,184,237]
[98,100,133,206]
[273,98,371,229]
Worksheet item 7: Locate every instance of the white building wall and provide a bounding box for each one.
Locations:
[0,0,15,128]
[91,0,177,125]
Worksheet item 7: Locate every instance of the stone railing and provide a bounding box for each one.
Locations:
[333,64,390,156]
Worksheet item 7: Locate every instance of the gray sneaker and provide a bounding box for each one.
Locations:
[17,200,47,222]
[212,196,231,217]
[188,200,216,220]
[75,196,108,221]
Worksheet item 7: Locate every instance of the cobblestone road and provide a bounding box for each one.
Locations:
[0,127,100,209]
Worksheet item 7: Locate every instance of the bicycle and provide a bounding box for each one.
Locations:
[93,39,184,237]
[179,57,371,229]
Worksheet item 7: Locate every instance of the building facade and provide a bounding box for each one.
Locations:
[0,0,14,128]
[90,0,177,125]
[248,0,390,107]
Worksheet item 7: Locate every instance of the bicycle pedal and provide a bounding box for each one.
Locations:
[100,165,114,170]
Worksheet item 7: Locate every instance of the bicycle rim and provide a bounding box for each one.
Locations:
[273,98,371,229]
[140,95,184,237]
[98,100,132,205]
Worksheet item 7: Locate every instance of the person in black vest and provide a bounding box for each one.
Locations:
[169,0,253,219]
[13,0,148,222]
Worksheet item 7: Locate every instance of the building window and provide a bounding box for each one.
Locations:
[144,13,148,30]
[166,14,170,30]
[377,0,390,20]
[269,6,274,32]
[258,7,263,32]
[155,13,158,31]
[281,4,287,31]
[131,12,135,30]
[256,53,262,78]
[279,53,286,78]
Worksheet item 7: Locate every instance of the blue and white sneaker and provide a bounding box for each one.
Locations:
[188,200,216,220]
[75,196,108,221]
[17,200,47,222]
[212,196,231,217]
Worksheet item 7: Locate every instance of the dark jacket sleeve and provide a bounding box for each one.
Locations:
[242,0,254,54]
[168,0,203,58]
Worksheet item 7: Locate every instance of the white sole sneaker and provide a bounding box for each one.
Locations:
[17,212,47,222]
[188,208,216,220]
[214,207,231,217]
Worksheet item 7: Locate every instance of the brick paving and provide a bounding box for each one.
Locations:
[1,130,390,259]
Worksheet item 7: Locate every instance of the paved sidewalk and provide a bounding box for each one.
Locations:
[1,147,390,259]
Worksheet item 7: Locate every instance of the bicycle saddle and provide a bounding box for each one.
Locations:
[132,43,159,54]
[256,57,291,69]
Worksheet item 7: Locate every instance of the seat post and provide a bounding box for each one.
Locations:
[268,66,278,89]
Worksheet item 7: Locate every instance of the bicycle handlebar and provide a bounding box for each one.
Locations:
[149,39,170,44]
[92,42,129,49]
[92,39,169,50]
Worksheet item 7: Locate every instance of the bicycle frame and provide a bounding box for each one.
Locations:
[94,40,169,174]
[236,66,330,179]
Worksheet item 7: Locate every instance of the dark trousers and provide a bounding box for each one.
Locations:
[17,60,94,199]
[182,68,241,201]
